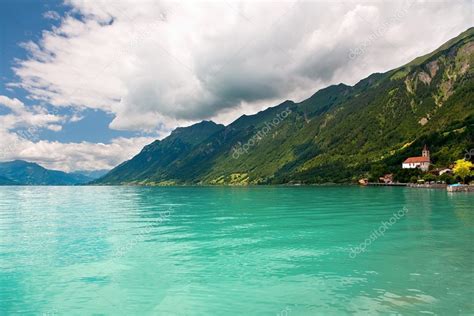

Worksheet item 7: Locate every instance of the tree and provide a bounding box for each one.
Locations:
[369,164,385,182]
[423,173,437,182]
[453,159,473,184]
[440,173,455,184]
[394,168,421,183]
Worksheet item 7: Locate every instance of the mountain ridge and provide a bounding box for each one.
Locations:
[0,160,93,185]
[95,28,474,185]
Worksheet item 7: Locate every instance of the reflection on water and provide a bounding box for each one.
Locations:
[0,186,472,314]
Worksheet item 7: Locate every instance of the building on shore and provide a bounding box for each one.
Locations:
[379,174,393,184]
[402,145,431,171]
[437,168,452,176]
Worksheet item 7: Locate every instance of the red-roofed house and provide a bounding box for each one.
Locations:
[402,145,431,171]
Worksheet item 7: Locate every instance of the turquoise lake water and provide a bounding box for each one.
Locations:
[0,186,472,315]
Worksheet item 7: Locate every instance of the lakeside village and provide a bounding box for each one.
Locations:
[359,145,474,192]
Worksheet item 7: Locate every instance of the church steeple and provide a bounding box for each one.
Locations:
[422,144,430,160]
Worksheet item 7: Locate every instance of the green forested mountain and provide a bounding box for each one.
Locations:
[0,175,17,185]
[96,28,474,185]
[0,160,92,185]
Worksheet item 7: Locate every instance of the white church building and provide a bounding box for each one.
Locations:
[402,145,431,171]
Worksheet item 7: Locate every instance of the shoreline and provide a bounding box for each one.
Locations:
[2,183,473,192]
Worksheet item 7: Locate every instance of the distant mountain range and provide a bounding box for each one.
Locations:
[71,169,110,180]
[0,175,17,185]
[94,28,473,185]
[0,160,104,185]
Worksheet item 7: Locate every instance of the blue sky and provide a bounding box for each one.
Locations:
[0,1,60,101]
[0,0,471,172]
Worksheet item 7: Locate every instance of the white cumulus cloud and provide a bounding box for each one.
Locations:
[0,95,65,131]
[43,10,61,20]
[0,95,156,171]
[11,0,472,132]
[0,130,155,172]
